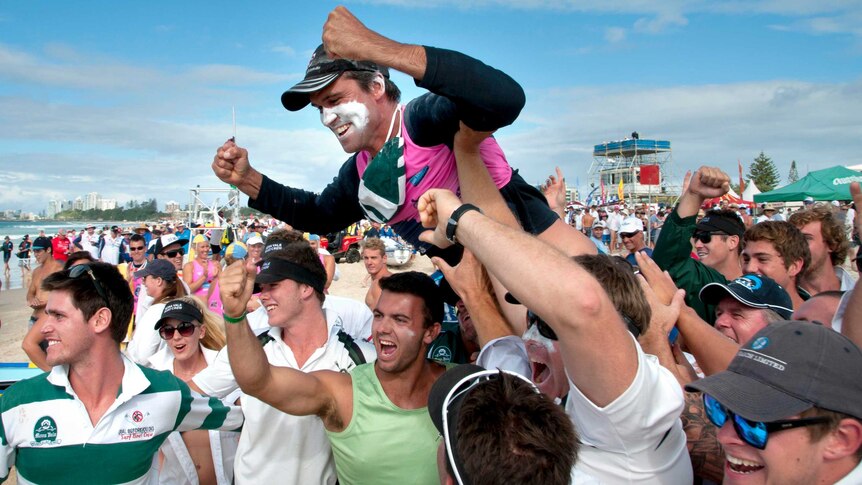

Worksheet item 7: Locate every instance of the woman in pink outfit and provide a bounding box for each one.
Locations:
[183,234,223,314]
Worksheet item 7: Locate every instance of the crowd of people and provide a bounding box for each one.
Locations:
[1,6,862,484]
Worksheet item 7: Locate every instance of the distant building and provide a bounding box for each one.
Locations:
[84,192,100,211]
[47,200,64,218]
[165,201,180,213]
[98,199,117,211]
[73,197,84,211]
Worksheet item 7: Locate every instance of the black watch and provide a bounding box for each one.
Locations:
[445,204,482,244]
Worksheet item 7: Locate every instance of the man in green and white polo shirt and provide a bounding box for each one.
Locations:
[0,262,242,484]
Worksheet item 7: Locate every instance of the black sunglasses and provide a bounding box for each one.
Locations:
[69,264,109,307]
[692,231,725,244]
[527,310,558,341]
[159,321,199,340]
[619,231,640,239]
[163,249,185,258]
[130,246,146,251]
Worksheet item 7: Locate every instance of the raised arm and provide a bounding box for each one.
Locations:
[841,182,862,347]
[218,260,351,429]
[418,189,637,406]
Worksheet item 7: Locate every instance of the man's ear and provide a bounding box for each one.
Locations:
[727,235,741,251]
[787,257,805,279]
[424,322,442,344]
[372,72,387,100]
[822,418,862,462]
[90,307,113,336]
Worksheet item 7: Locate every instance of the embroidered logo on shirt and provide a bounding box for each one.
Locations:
[31,416,60,446]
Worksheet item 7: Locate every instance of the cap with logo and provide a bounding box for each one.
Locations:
[255,258,325,294]
[699,274,793,319]
[695,213,745,237]
[281,44,391,112]
[592,220,607,230]
[154,299,203,330]
[153,233,189,255]
[686,321,862,422]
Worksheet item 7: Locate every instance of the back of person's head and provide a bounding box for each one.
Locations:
[430,366,578,485]
[378,271,443,328]
[573,254,651,334]
[168,295,226,350]
[362,237,386,255]
[42,262,133,343]
[745,221,811,272]
[63,251,96,270]
[788,204,849,267]
[266,241,327,304]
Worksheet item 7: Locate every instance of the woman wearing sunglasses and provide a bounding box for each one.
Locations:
[183,234,223,315]
[149,296,239,485]
[126,259,188,365]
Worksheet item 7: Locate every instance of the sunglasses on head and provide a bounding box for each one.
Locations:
[69,264,110,307]
[619,231,640,239]
[703,394,829,450]
[163,249,184,258]
[159,321,199,340]
[442,369,539,485]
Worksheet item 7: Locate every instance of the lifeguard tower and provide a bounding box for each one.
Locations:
[588,132,678,205]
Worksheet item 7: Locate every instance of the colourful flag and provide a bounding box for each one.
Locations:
[617,178,625,201]
[600,179,606,204]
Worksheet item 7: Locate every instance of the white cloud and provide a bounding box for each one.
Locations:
[604,27,627,44]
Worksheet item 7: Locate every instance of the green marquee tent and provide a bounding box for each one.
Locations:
[753,166,862,203]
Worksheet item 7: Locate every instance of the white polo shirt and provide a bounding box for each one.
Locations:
[193,309,376,485]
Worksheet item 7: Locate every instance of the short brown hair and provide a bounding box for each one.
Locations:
[801,407,862,462]
[744,221,811,273]
[573,254,651,334]
[267,242,327,305]
[456,372,578,484]
[362,237,386,256]
[788,205,849,267]
[42,262,133,344]
[343,70,401,104]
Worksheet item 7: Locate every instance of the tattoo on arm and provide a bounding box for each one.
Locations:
[681,392,725,483]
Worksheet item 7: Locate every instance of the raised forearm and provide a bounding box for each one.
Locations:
[677,307,738,375]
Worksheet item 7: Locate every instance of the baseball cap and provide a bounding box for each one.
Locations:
[135,259,177,282]
[255,257,325,293]
[225,242,248,259]
[686,321,862,422]
[619,218,643,234]
[247,234,264,246]
[111,225,120,232]
[32,236,52,250]
[281,44,391,112]
[803,196,815,204]
[592,220,607,229]
[699,274,793,319]
[153,234,189,255]
[695,212,745,237]
[154,299,203,330]
[86,224,96,229]
[763,203,777,211]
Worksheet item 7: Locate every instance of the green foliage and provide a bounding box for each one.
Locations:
[788,160,799,183]
[747,152,781,192]
[54,198,165,221]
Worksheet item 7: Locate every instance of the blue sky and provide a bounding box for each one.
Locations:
[2,0,862,213]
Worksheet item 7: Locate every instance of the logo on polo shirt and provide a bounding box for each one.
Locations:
[32,416,60,446]
[432,346,453,363]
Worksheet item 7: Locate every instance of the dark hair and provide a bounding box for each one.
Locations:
[129,234,146,244]
[63,251,96,270]
[378,271,443,328]
[343,70,401,104]
[788,205,850,268]
[744,221,811,273]
[455,373,578,484]
[704,209,745,254]
[573,254,651,334]
[267,241,327,305]
[41,262,133,344]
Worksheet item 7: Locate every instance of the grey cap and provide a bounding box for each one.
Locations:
[686,321,862,422]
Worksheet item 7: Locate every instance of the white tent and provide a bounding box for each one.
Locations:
[742,180,761,202]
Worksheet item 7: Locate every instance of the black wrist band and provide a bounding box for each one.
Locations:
[446,204,482,244]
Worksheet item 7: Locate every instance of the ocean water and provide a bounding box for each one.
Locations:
[0,220,129,290]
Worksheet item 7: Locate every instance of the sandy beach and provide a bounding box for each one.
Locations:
[0,255,437,364]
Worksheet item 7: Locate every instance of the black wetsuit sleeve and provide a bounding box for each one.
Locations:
[248,157,365,234]
[406,46,526,147]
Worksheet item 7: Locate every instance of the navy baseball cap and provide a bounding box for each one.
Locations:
[699,274,793,319]
[281,44,390,111]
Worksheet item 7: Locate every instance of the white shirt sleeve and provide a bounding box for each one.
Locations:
[126,303,166,366]
[192,347,240,399]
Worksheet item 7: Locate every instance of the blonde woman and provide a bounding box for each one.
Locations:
[183,234,222,314]
[150,296,239,485]
[126,259,187,365]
